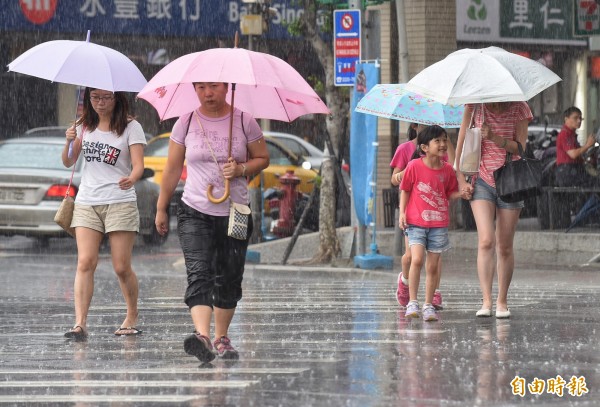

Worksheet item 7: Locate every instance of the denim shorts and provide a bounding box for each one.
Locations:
[405,226,450,253]
[471,177,525,209]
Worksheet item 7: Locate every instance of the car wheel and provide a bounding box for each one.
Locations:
[143,215,169,246]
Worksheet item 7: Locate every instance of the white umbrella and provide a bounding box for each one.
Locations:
[405,47,561,105]
[7,34,146,92]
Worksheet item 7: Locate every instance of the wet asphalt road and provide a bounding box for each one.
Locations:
[0,233,599,406]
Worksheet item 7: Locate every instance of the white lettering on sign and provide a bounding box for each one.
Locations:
[114,0,139,19]
[147,0,172,19]
[539,1,564,29]
[22,0,51,11]
[179,0,200,21]
[80,0,106,17]
[509,0,533,29]
[228,1,316,28]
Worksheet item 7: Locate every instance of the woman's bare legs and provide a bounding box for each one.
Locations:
[73,227,104,332]
[190,305,212,337]
[214,307,235,340]
[495,208,521,312]
[470,199,498,311]
[108,231,139,329]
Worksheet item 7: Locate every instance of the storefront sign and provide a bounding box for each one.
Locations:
[574,0,600,36]
[5,0,304,39]
[457,0,586,46]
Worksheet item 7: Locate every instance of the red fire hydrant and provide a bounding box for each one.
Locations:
[272,170,301,237]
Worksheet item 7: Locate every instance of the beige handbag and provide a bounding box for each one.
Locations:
[54,195,75,237]
[459,105,482,175]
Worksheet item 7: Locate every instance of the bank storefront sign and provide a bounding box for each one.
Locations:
[5,0,306,39]
[457,0,586,46]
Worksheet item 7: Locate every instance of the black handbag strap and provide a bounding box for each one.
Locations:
[503,141,526,165]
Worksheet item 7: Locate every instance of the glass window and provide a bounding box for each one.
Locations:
[266,141,294,166]
[145,137,170,157]
[0,143,66,170]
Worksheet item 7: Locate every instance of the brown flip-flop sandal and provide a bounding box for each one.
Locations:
[64,325,87,340]
[114,327,142,336]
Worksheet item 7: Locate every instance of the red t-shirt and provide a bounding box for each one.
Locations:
[390,140,417,171]
[400,158,458,228]
[556,125,583,165]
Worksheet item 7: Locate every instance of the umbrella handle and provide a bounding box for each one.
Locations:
[207,179,230,203]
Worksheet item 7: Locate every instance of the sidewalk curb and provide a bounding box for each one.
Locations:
[249,226,600,267]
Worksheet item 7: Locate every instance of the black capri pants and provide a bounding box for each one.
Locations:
[177,201,252,310]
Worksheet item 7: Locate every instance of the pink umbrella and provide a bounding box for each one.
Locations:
[138,36,330,202]
[137,47,330,122]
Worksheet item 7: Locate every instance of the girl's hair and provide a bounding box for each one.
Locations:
[407,123,418,141]
[411,125,447,160]
[76,88,131,136]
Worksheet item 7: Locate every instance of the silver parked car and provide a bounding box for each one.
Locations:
[0,137,167,246]
[264,131,325,171]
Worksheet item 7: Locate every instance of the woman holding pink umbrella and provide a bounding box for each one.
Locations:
[155,82,269,363]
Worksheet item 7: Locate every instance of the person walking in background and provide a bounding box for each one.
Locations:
[62,88,146,340]
[555,106,598,187]
[398,126,462,322]
[155,82,269,363]
[455,102,532,319]
[391,123,455,311]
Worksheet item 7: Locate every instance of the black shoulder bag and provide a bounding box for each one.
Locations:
[493,141,542,203]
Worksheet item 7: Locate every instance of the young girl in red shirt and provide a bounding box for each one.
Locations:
[399,126,463,321]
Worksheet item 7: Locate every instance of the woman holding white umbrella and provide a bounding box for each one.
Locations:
[456,102,532,319]
[407,47,558,319]
[155,82,269,363]
[62,88,147,339]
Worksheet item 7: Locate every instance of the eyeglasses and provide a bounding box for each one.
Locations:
[90,95,115,103]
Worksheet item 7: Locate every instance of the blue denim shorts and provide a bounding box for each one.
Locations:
[471,177,524,209]
[405,226,450,253]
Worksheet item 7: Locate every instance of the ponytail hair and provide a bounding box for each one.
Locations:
[410,125,447,160]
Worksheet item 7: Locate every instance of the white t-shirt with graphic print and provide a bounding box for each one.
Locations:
[75,120,147,205]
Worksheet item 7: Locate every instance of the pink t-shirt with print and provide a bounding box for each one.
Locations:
[400,158,458,228]
[170,108,263,216]
[390,140,417,171]
[471,102,533,187]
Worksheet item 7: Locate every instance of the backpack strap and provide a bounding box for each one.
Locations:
[184,111,193,136]
[241,111,247,139]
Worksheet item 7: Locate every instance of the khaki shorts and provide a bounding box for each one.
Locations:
[72,202,139,234]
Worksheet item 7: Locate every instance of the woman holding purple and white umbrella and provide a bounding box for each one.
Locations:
[62,88,146,340]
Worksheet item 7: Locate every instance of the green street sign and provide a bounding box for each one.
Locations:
[500,0,576,42]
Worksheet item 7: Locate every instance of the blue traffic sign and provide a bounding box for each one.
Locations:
[334,9,361,86]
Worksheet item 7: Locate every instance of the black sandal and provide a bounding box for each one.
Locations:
[64,325,87,340]
[114,327,142,336]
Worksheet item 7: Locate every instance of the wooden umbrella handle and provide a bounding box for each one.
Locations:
[207,179,230,203]
[206,84,236,204]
